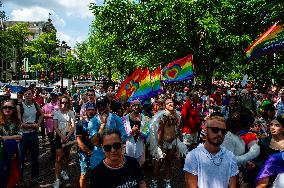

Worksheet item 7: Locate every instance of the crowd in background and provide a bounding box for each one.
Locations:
[0,80,283,188]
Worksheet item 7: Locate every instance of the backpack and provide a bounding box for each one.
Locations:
[18,102,41,123]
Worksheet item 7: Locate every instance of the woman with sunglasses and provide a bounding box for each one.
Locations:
[53,96,75,188]
[90,128,147,188]
[0,100,22,141]
[0,100,22,188]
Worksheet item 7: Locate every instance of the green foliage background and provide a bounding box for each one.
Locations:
[78,0,284,86]
[1,0,284,86]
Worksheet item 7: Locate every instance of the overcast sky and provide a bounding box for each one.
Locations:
[2,0,104,47]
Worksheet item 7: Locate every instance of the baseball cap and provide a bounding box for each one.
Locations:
[85,102,96,109]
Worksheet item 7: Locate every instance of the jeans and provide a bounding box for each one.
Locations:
[20,131,40,180]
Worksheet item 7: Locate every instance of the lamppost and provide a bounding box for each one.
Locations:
[57,41,70,93]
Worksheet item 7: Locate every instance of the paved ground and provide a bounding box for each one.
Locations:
[22,138,185,188]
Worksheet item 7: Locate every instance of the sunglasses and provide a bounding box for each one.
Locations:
[87,94,95,96]
[61,101,68,104]
[208,127,227,135]
[103,142,122,152]
[2,106,15,110]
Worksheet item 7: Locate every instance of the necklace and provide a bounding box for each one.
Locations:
[207,150,224,166]
[103,157,125,169]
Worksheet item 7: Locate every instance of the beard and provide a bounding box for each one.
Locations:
[207,136,224,147]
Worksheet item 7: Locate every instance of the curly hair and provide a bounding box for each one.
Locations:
[226,107,254,133]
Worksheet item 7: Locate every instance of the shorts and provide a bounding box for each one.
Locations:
[182,133,198,146]
[54,135,63,149]
[163,139,177,150]
[78,152,90,175]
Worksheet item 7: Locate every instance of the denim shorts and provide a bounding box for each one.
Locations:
[78,152,90,175]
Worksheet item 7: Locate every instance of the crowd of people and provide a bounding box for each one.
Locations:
[0,80,283,188]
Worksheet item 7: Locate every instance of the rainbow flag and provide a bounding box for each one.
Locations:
[162,54,194,83]
[115,67,142,103]
[245,22,284,62]
[151,66,163,96]
[128,68,152,102]
[0,140,22,188]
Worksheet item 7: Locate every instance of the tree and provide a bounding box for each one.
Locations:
[0,1,5,20]
[86,0,284,88]
[5,23,31,79]
[24,31,58,73]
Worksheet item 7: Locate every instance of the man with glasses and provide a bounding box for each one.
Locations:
[90,128,147,188]
[184,116,238,188]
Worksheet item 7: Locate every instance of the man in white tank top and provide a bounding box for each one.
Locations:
[17,87,44,186]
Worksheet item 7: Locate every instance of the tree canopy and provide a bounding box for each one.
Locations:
[81,0,284,86]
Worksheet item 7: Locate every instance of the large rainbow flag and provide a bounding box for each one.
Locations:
[128,68,152,102]
[115,67,142,104]
[245,22,284,62]
[161,54,194,83]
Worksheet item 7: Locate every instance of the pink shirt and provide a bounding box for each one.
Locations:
[42,101,60,133]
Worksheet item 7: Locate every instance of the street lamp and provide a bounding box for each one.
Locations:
[57,41,70,93]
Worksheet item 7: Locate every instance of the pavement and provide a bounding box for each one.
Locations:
[21,137,185,188]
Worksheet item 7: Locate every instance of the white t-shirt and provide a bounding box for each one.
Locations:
[53,110,75,135]
[183,144,239,188]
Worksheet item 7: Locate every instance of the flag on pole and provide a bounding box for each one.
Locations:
[162,54,194,82]
[128,68,152,102]
[115,67,142,103]
[245,22,284,62]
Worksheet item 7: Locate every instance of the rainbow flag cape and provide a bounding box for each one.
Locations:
[128,68,152,102]
[115,67,142,103]
[245,22,284,62]
[151,66,163,96]
[0,140,22,188]
[255,152,284,184]
[162,54,194,83]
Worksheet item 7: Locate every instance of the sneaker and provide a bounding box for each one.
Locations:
[164,179,171,188]
[61,170,69,180]
[150,179,158,188]
[53,179,61,188]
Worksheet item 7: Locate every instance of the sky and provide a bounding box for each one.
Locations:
[1,0,104,47]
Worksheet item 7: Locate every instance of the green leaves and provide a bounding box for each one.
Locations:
[81,0,284,85]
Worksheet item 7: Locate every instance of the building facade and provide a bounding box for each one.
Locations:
[0,21,45,81]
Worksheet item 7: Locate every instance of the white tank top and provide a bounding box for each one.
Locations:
[22,102,37,123]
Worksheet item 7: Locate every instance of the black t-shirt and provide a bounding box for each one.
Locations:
[90,156,144,188]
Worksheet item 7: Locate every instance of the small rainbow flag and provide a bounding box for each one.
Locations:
[116,67,142,103]
[128,68,152,102]
[245,22,284,62]
[162,54,194,83]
